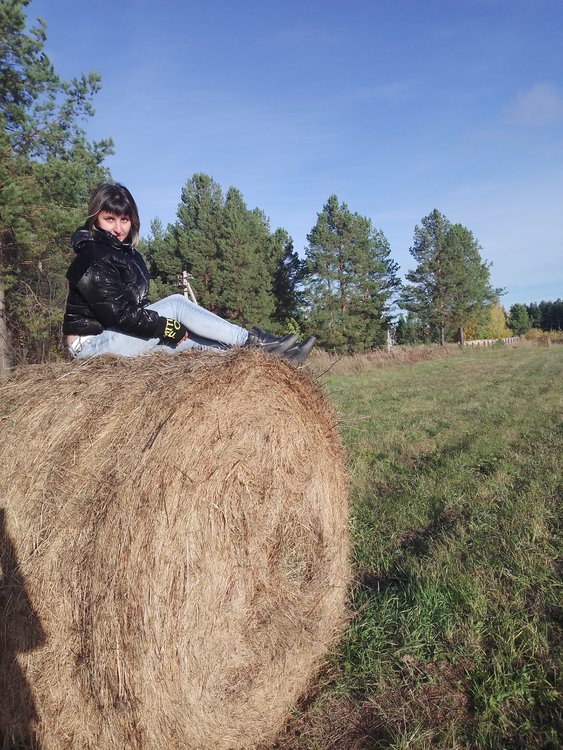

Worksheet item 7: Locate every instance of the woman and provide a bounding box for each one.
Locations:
[63,183,315,363]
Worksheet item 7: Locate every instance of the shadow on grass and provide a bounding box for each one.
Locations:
[359,505,465,595]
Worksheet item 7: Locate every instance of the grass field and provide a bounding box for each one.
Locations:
[274,343,562,750]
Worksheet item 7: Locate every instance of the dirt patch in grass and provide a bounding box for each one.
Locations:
[402,656,473,729]
[272,657,473,749]
[271,694,393,750]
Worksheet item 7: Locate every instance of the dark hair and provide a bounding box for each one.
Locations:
[86,183,140,246]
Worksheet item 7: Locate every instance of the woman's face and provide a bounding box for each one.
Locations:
[96,211,131,243]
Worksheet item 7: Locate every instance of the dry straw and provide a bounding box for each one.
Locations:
[0,349,349,749]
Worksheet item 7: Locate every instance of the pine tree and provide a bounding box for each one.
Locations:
[551,300,562,330]
[526,302,540,328]
[270,228,305,330]
[395,312,424,345]
[303,195,400,352]
[538,299,562,331]
[524,300,562,332]
[0,0,112,374]
[401,209,501,345]
[149,174,298,331]
[139,218,179,301]
[173,173,225,313]
[216,188,274,327]
[508,303,531,336]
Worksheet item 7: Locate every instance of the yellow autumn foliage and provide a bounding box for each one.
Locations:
[463,304,512,340]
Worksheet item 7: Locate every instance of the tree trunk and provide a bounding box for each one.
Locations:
[440,324,445,346]
[0,283,11,380]
[459,326,465,347]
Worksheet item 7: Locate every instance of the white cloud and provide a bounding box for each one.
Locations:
[509,83,563,125]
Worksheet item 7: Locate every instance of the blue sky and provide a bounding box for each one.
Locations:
[30,0,562,308]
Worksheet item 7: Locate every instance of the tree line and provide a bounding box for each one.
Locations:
[1,2,560,378]
[142,186,402,354]
[507,300,563,336]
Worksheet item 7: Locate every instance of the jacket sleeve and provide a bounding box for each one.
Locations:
[75,252,160,337]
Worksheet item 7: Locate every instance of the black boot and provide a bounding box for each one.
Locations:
[244,327,298,355]
[282,336,316,365]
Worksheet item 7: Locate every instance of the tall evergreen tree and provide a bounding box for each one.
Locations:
[508,303,531,336]
[400,209,501,345]
[538,299,562,331]
[172,173,225,312]
[148,174,299,331]
[0,0,111,374]
[526,302,541,329]
[525,300,562,331]
[395,311,425,345]
[269,228,305,330]
[551,299,562,330]
[303,195,400,352]
[216,188,274,327]
[139,218,179,301]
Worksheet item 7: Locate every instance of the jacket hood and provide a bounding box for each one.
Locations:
[71,225,133,254]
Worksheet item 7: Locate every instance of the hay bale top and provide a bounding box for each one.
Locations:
[2,348,337,450]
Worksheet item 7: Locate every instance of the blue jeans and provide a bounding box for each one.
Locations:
[70,295,248,359]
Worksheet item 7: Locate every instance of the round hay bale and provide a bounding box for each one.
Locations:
[0,349,349,750]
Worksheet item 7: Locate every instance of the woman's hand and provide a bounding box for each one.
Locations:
[155,317,189,346]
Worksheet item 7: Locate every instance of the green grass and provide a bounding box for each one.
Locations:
[275,344,562,750]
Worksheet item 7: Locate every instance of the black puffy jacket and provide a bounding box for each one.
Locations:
[63,226,160,337]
